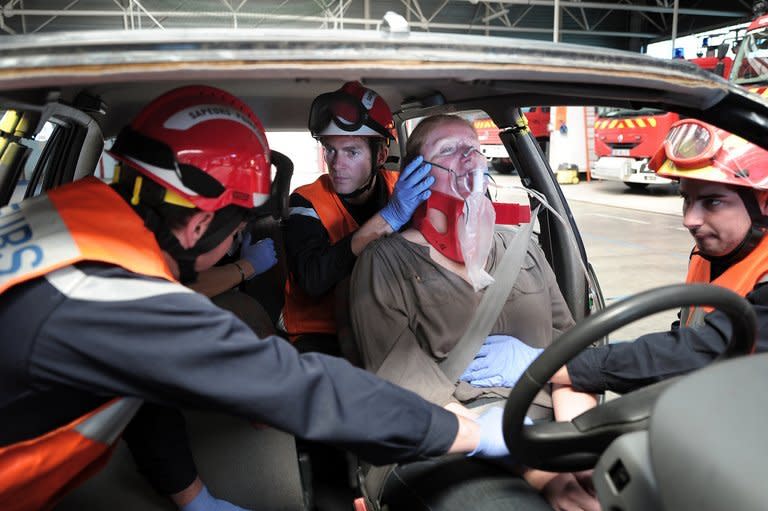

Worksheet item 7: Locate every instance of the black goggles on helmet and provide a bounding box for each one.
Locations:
[308,91,392,140]
[110,127,225,199]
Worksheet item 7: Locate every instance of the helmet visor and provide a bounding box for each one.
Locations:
[110,127,225,199]
[308,91,391,139]
[662,120,721,168]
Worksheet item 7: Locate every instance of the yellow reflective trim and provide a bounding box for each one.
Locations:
[121,167,194,208]
[0,111,19,135]
[163,189,195,208]
[658,161,729,182]
[608,120,618,129]
[15,113,32,137]
[515,113,530,134]
[0,136,8,156]
[648,117,657,128]
[0,141,23,170]
[625,119,635,129]
[636,118,646,128]
[112,164,121,184]
[131,176,143,206]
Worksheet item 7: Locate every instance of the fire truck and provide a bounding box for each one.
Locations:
[732,13,768,93]
[473,107,550,174]
[591,50,733,189]
[591,108,679,190]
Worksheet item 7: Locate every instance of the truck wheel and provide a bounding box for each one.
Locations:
[624,182,648,191]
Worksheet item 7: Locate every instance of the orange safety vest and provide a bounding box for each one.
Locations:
[0,177,175,511]
[283,170,398,338]
[682,235,768,327]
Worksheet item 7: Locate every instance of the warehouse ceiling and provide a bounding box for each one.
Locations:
[0,0,756,52]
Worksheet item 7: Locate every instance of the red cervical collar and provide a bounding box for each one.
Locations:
[412,190,466,263]
[412,191,533,264]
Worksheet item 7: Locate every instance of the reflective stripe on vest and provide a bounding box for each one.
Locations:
[283,171,398,337]
[0,178,176,510]
[681,236,768,328]
[0,398,142,511]
[0,177,174,294]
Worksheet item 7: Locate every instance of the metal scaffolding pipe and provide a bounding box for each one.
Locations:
[671,0,679,58]
[484,0,745,17]
[0,6,663,39]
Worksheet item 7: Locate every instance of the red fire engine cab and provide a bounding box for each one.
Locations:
[473,107,550,174]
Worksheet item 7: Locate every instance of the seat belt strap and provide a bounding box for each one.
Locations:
[438,205,540,382]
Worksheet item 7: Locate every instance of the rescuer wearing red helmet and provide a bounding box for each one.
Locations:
[466,119,768,396]
[283,81,435,355]
[0,85,513,511]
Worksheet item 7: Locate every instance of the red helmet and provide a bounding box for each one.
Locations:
[109,85,271,212]
[649,119,768,190]
[308,81,394,140]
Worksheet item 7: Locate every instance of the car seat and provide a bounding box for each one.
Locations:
[54,410,308,510]
[241,150,293,332]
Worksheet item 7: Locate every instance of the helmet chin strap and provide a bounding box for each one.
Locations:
[336,139,384,201]
[337,166,378,200]
[129,201,201,283]
[112,181,244,284]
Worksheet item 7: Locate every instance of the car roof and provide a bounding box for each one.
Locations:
[0,27,764,145]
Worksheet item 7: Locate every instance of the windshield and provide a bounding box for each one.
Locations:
[732,28,768,86]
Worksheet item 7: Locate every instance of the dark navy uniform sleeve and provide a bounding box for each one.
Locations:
[567,283,768,394]
[23,264,457,464]
[284,193,357,296]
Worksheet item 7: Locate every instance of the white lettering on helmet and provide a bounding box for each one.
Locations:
[361,90,377,111]
[163,105,269,150]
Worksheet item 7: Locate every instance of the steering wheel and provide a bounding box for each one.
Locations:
[502,283,756,472]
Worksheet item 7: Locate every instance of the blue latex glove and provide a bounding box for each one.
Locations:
[240,233,277,280]
[460,335,544,388]
[380,156,434,231]
[181,484,251,511]
[468,407,533,458]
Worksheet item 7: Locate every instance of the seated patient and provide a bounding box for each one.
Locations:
[350,114,598,510]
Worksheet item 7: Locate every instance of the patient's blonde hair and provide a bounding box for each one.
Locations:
[404,114,476,167]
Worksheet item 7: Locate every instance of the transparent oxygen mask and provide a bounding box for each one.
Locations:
[426,152,491,199]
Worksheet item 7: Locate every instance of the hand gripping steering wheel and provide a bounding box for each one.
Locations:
[502,283,756,472]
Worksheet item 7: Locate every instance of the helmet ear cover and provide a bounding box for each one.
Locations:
[112,164,247,284]
[111,127,225,199]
